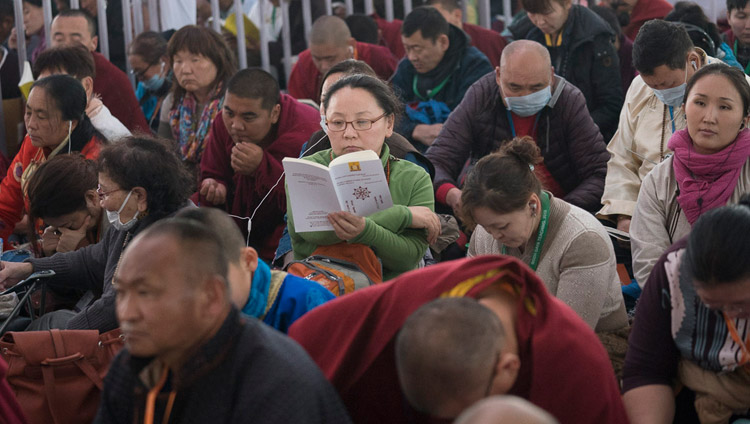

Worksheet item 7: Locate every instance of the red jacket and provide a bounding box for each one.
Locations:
[373,14,406,59]
[199,94,320,261]
[289,255,628,424]
[92,52,150,134]
[624,0,673,41]
[0,135,101,239]
[287,41,397,104]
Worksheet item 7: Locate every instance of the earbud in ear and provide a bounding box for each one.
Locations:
[348,46,354,55]
[691,61,697,70]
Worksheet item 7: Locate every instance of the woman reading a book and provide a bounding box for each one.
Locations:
[462,136,627,332]
[285,74,437,281]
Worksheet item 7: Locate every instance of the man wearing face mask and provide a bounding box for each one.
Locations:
[598,21,750,233]
[199,69,319,262]
[426,40,608,216]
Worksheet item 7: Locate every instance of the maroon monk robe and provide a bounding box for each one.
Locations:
[289,255,628,424]
[199,93,320,261]
[92,52,150,134]
[287,41,398,104]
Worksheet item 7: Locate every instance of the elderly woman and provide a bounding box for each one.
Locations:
[286,74,437,281]
[158,25,237,168]
[630,64,750,287]
[128,31,172,133]
[623,199,750,423]
[462,136,627,332]
[0,136,193,332]
[0,74,104,241]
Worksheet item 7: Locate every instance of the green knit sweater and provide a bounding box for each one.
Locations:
[286,144,434,280]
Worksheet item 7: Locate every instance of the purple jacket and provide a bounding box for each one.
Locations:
[426,72,608,213]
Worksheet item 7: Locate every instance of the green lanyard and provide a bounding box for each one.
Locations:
[734,40,750,75]
[501,192,551,271]
[412,74,451,101]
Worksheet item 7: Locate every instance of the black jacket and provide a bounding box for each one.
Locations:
[509,5,623,141]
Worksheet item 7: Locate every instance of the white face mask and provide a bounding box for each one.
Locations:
[320,114,328,135]
[106,190,138,231]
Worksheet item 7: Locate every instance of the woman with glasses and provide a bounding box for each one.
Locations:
[286,74,437,281]
[0,136,193,332]
[623,197,750,423]
[128,31,173,134]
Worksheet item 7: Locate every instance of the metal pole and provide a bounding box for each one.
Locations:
[122,0,135,88]
[384,0,393,22]
[233,0,247,69]
[210,0,221,34]
[259,0,271,73]
[403,0,412,17]
[344,0,353,16]
[461,0,468,22]
[364,0,374,15]
[503,0,512,25]
[97,0,110,60]
[281,0,292,84]
[148,0,159,32]
[12,0,25,75]
[132,0,144,35]
[325,0,332,16]
[42,0,53,48]
[478,0,490,28]
[301,0,312,40]
[70,0,80,8]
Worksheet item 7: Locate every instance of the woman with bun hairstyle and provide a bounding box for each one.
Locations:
[461,136,627,331]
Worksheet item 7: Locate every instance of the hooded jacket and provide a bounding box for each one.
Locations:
[426,72,608,213]
[509,5,623,141]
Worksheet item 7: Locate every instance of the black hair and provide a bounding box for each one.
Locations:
[33,44,96,79]
[97,136,193,220]
[345,14,379,45]
[401,7,449,42]
[226,68,280,110]
[632,20,694,75]
[320,59,377,98]
[426,0,462,11]
[0,0,13,21]
[665,2,721,57]
[686,195,750,286]
[590,5,621,38]
[322,74,402,121]
[55,8,96,37]
[23,0,57,14]
[27,154,97,221]
[520,0,566,15]
[30,74,105,149]
[128,31,167,65]
[727,0,750,14]
[684,63,750,115]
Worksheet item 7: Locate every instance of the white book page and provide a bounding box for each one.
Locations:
[329,151,393,217]
[283,158,339,232]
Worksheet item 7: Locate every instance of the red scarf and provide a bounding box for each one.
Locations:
[668,129,750,225]
[288,256,627,424]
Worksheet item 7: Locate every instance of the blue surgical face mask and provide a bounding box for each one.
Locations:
[653,64,689,108]
[142,62,166,92]
[505,86,552,117]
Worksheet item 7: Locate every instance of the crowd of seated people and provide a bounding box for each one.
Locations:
[1,1,750,423]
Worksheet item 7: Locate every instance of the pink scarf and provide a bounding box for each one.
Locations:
[668,128,750,225]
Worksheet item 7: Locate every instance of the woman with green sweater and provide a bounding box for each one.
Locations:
[286,75,437,281]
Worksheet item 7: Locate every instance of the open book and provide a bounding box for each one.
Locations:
[284,150,393,232]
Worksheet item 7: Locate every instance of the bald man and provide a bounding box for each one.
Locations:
[425,40,608,215]
[454,396,559,424]
[287,15,397,104]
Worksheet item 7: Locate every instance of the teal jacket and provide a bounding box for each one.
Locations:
[286,144,434,281]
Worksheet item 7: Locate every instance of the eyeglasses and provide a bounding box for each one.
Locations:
[325,113,387,132]
[129,62,158,81]
[97,184,123,200]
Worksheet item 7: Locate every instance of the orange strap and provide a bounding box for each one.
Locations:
[723,313,750,366]
[144,365,177,424]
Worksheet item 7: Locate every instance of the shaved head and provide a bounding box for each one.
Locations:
[454,396,559,424]
[500,40,551,69]
[310,15,352,47]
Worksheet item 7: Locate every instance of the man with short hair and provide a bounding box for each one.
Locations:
[454,396,560,424]
[392,7,492,150]
[287,15,397,104]
[33,45,130,141]
[599,20,749,239]
[50,9,149,134]
[289,255,628,424]
[723,0,750,74]
[176,207,334,333]
[96,219,352,423]
[426,40,607,215]
[199,69,320,261]
[426,0,507,66]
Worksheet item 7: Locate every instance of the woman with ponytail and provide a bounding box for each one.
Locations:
[461,136,627,332]
[0,74,105,241]
[630,64,750,288]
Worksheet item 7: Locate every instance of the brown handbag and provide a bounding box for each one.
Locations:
[0,328,124,424]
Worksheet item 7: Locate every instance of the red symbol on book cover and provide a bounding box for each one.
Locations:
[353,186,371,200]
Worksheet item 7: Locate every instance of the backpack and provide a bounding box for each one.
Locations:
[286,243,383,296]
